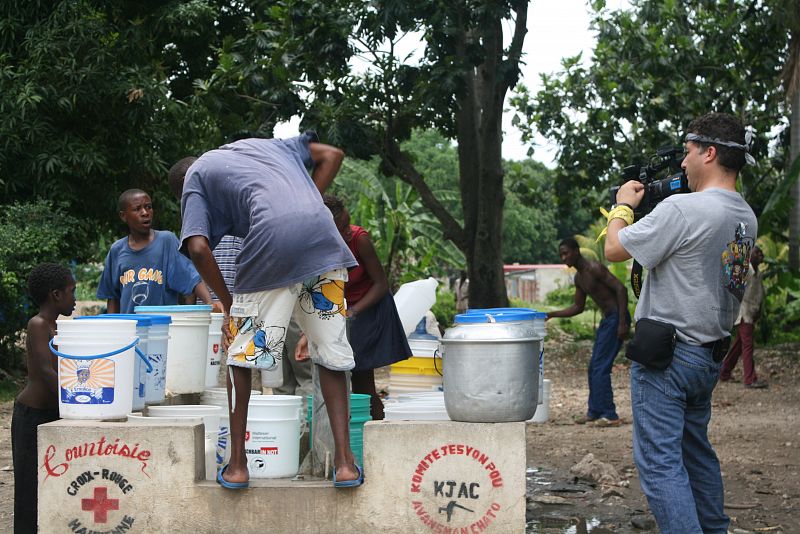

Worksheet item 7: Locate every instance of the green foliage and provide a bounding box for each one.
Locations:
[554,313,599,342]
[508,297,538,309]
[74,263,103,301]
[512,0,792,235]
[399,130,462,220]
[0,1,224,234]
[0,201,83,367]
[2,0,351,237]
[544,283,599,316]
[503,160,560,263]
[300,0,531,307]
[431,288,456,330]
[0,377,21,403]
[756,234,800,344]
[197,0,355,139]
[330,155,465,286]
[544,284,577,308]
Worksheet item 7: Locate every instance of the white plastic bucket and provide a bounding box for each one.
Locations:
[135,305,212,394]
[407,338,439,358]
[53,319,138,420]
[132,406,221,481]
[75,315,152,411]
[131,325,148,411]
[394,278,439,336]
[201,388,262,467]
[205,313,225,388]
[384,392,450,421]
[388,374,443,395]
[245,395,303,478]
[146,404,222,431]
[532,312,547,408]
[529,379,551,423]
[143,322,170,405]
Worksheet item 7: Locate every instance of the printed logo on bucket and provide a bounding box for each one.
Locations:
[60,359,115,404]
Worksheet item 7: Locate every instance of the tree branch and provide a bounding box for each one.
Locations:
[383,134,468,251]
[507,1,528,66]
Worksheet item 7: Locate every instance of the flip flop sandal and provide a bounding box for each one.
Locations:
[333,463,364,488]
[216,464,249,489]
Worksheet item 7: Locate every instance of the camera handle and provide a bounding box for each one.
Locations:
[631,260,645,299]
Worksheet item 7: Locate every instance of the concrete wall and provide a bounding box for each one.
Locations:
[39,419,526,533]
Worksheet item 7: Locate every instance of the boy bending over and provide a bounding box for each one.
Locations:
[169,132,363,488]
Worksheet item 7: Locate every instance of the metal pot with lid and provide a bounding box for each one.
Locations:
[441,310,542,422]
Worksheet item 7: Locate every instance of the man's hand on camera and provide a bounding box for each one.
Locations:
[616,180,646,208]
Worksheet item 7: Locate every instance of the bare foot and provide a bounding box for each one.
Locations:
[334,462,359,482]
[221,462,249,484]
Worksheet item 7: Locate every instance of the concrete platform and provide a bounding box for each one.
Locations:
[39,419,526,533]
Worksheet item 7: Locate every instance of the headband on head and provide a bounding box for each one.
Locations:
[685,129,756,165]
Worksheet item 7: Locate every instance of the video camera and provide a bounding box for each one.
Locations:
[610,146,689,220]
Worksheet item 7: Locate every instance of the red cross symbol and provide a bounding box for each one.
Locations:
[81,486,119,523]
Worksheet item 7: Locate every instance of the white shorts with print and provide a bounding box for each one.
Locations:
[226,269,354,372]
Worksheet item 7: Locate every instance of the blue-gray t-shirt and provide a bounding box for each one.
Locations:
[179,134,357,293]
[97,230,201,313]
[619,188,757,345]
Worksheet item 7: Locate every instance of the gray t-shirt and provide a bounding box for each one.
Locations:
[619,188,757,345]
[180,134,357,293]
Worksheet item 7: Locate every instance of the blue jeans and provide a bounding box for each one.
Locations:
[631,342,729,534]
[587,310,628,420]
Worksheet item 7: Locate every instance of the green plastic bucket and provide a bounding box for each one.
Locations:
[306,394,372,465]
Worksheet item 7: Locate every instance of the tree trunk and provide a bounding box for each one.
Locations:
[382,2,527,308]
[790,87,800,271]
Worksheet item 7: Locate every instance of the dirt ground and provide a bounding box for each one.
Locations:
[0,331,797,533]
[523,331,800,533]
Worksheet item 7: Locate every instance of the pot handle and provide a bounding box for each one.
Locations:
[433,347,443,376]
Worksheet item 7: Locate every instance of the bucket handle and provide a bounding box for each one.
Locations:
[433,348,443,376]
[49,338,153,373]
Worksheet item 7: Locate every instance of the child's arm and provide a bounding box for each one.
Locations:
[26,317,58,396]
[106,299,120,314]
[193,281,224,313]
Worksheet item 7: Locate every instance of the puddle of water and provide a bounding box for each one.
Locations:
[565,517,601,533]
[525,517,602,534]
[526,466,605,533]
[527,466,553,486]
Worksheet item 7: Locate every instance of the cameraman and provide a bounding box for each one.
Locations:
[604,112,757,534]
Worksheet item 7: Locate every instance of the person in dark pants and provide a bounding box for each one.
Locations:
[605,112,757,534]
[546,238,630,426]
[12,263,76,533]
